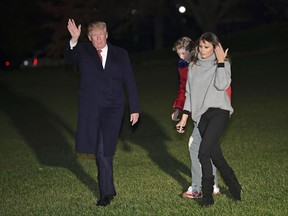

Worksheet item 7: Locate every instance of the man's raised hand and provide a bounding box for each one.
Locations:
[67,19,81,43]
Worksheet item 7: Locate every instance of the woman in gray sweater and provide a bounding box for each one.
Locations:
[176,32,242,207]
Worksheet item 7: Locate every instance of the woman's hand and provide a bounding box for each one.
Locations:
[214,43,228,63]
[176,114,188,133]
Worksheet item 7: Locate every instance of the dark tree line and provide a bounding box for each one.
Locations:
[1,0,287,60]
[38,0,246,57]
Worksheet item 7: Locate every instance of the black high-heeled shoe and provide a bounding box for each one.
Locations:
[226,170,243,201]
[201,176,215,207]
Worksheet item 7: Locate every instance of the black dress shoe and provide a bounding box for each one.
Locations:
[96,196,114,206]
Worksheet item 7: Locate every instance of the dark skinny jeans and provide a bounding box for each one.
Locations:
[198,108,230,179]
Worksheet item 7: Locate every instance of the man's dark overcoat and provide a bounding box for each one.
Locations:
[64,42,140,157]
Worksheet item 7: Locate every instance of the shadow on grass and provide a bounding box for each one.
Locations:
[0,82,98,198]
[120,112,191,191]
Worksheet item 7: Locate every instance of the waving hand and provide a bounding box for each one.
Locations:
[67,19,81,43]
[214,43,228,63]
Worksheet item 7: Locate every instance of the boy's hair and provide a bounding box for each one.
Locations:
[172,36,193,52]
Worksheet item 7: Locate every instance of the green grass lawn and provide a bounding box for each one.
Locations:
[0,47,287,216]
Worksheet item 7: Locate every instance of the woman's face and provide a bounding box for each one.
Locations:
[176,48,192,62]
[198,40,214,59]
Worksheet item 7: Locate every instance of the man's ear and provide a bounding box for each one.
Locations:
[88,35,91,41]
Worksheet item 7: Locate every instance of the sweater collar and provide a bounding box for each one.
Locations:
[198,53,216,66]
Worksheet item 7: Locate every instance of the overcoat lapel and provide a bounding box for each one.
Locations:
[104,44,113,71]
[87,44,103,70]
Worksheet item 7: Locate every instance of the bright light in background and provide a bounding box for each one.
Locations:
[179,6,186,13]
[131,9,137,15]
[23,60,29,66]
[32,58,38,66]
[5,61,11,67]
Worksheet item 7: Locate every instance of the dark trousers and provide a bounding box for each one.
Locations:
[96,128,116,197]
[198,108,230,179]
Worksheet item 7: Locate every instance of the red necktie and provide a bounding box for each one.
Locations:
[97,49,103,62]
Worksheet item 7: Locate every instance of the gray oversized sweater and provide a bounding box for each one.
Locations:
[183,53,234,125]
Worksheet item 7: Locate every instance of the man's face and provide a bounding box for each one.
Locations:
[88,28,108,49]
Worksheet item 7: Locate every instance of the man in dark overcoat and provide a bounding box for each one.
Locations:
[64,19,140,206]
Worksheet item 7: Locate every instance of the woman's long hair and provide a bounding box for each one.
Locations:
[192,32,230,65]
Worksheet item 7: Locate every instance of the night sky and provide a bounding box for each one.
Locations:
[1,0,288,66]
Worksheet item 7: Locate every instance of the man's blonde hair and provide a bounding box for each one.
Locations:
[87,21,107,35]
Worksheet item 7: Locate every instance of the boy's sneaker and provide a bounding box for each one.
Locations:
[182,186,202,199]
[182,186,220,198]
[213,185,221,195]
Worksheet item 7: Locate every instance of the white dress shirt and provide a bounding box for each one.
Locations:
[99,44,108,69]
[69,40,108,69]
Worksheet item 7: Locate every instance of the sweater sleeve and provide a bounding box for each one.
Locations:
[183,67,192,114]
[214,61,231,90]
